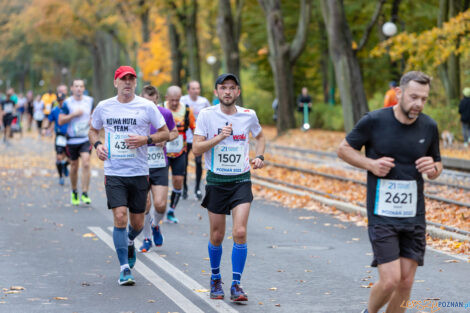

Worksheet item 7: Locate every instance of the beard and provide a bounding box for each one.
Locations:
[399,96,420,120]
[219,96,237,107]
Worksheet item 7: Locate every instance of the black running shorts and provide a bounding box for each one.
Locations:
[368,224,426,267]
[202,181,253,215]
[66,140,91,161]
[104,175,149,214]
[149,167,169,186]
[2,114,13,127]
[168,153,186,176]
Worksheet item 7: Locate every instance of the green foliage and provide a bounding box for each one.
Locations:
[309,103,344,131]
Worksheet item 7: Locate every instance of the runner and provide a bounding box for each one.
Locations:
[25,91,34,132]
[59,79,93,205]
[41,89,57,121]
[88,66,169,285]
[193,73,265,301]
[32,95,45,137]
[180,80,211,200]
[164,86,196,223]
[337,71,442,313]
[44,92,69,185]
[139,85,178,252]
[1,90,16,145]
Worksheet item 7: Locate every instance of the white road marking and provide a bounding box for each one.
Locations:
[106,226,239,313]
[89,226,205,313]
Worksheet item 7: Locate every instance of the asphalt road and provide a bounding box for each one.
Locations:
[0,136,469,313]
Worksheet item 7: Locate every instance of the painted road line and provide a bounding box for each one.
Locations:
[106,226,239,313]
[89,226,205,313]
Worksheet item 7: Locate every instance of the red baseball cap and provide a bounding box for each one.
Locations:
[114,66,137,80]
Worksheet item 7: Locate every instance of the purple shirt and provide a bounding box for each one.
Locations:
[149,106,176,166]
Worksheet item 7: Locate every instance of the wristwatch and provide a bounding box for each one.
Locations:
[255,155,264,161]
[147,136,153,145]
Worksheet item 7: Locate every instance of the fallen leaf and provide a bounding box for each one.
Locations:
[298,216,316,220]
[82,233,96,238]
[269,287,277,291]
[10,286,25,290]
[53,297,68,301]
[147,299,156,303]
[194,289,209,293]
[444,259,459,263]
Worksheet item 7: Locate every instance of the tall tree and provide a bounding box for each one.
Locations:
[167,14,184,86]
[320,0,384,132]
[258,0,312,134]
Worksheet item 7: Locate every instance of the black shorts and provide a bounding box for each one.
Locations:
[201,181,253,215]
[105,175,149,214]
[66,141,92,161]
[168,153,186,176]
[2,114,13,127]
[149,167,169,186]
[368,224,426,267]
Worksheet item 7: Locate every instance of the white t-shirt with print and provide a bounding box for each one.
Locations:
[91,95,166,177]
[64,95,94,145]
[194,105,262,175]
[181,95,210,144]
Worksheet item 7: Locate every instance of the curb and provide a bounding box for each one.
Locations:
[252,178,470,243]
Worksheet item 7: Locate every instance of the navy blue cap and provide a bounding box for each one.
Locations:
[215,73,240,89]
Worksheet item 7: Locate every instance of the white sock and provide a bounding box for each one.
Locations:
[127,238,134,246]
[143,213,152,238]
[154,212,164,226]
[120,264,130,272]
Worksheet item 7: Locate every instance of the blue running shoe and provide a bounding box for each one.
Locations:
[210,278,224,299]
[152,225,164,246]
[59,177,64,185]
[118,268,135,286]
[166,211,179,224]
[230,284,248,301]
[139,238,152,253]
[128,243,136,269]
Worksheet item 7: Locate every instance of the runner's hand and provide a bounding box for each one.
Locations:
[96,144,108,161]
[415,156,436,176]
[251,157,264,170]
[125,134,146,149]
[219,123,232,139]
[369,157,395,177]
[74,109,84,117]
[155,141,166,147]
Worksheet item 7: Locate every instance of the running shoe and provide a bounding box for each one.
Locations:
[152,225,164,246]
[230,284,248,301]
[59,177,64,186]
[81,193,91,204]
[195,189,203,200]
[166,211,179,224]
[118,268,135,286]
[182,188,188,200]
[210,278,224,299]
[71,192,80,206]
[139,238,152,253]
[360,310,369,313]
[128,243,136,268]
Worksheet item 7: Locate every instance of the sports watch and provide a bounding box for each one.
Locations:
[147,136,153,145]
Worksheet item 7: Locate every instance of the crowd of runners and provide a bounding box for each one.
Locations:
[1,67,445,313]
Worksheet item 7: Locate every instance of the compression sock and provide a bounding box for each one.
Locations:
[113,227,128,267]
[154,211,165,226]
[208,242,223,280]
[143,213,152,239]
[195,156,202,190]
[55,161,63,177]
[231,243,247,286]
[169,189,182,209]
[128,224,142,244]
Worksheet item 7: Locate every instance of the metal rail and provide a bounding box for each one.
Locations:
[265,161,470,209]
[252,174,470,237]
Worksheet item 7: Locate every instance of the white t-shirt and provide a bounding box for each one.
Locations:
[194,105,262,175]
[63,95,94,145]
[33,101,44,121]
[91,95,166,177]
[181,95,210,144]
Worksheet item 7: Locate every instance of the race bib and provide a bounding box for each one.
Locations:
[73,121,89,137]
[374,179,417,217]
[55,135,67,147]
[33,110,44,121]
[108,132,136,159]
[166,135,184,153]
[211,145,245,174]
[148,146,166,168]
[3,103,13,114]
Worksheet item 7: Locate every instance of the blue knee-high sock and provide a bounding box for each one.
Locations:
[232,243,247,286]
[208,242,223,280]
[113,227,128,267]
[128,224,142,242]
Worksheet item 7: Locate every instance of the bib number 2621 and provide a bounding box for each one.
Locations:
[374,179,417,218]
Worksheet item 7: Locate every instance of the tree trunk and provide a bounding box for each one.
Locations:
[319,19,330,103]
[168,15,183,86]
[185,0,201,83]
[217,0,243,105]
[91,30,121,101]
[259,0,311,135]
[321,0,369,132]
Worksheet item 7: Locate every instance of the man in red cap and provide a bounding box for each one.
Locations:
[89,65,170,286]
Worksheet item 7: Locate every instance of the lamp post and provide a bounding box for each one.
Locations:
[382,22,397,37]
[206,55,218,84]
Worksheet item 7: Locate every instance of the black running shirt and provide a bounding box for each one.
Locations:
[346,107,441,225]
